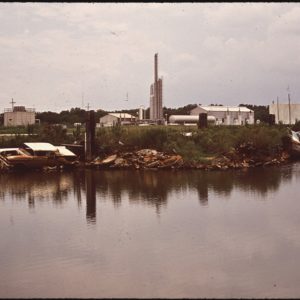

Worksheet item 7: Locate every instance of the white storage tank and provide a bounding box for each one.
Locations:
[168,115,216,125]
[139,106,144,120]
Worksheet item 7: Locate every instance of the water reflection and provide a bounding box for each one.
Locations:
[2,164,300,298]
[0,163,298,223]
[0,171,73,204]
[85,170,96,224]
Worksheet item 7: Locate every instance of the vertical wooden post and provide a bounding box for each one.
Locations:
[198,113,208,129]
[276,96,279,124]
[85,110,96,162]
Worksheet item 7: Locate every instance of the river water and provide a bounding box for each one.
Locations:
[1,163,300,298]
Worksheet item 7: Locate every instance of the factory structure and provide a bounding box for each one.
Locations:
[5,53,288,129]
[190,105,254,125]
[97,53,256,127]
[3,100,36,127]
[149,53,163,123]
[98,54,163,127]
[269,101,300,125]
[168,105,254,126]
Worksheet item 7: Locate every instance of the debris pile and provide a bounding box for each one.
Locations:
[89,147,291,171]
[90,149,184,170]
[0,146,291,173]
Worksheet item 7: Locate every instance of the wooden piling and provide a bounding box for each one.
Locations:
[85,110,96,162]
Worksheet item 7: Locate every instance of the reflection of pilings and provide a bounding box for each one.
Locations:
[85,170,96,224]
[197,184,208,206]
[73,171,82,208]
[28,194,35,209]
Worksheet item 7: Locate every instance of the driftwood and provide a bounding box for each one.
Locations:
[90,147,291,171]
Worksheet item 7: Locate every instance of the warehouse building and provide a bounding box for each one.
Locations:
[190,105,254,125]
[269,103,300,124]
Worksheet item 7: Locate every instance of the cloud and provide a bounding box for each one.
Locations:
[0,3,300,112]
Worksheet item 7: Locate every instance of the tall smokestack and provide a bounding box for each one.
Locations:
[150,53,163,122]
[154,53,158,82]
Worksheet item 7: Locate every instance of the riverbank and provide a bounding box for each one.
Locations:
[0,124,295,172]
[86,144,291,171]
[88,124,292,170]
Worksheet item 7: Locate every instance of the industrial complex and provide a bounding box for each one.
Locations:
[3,53,300,127]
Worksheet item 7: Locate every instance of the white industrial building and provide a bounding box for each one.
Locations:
[99,113,136,127]
[269,103,300,124]
[190,105,254,125]
[4,106,36,127]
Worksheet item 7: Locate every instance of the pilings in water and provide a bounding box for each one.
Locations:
[85,110,96,162]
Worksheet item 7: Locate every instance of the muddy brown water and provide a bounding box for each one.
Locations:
[1,163,300,298]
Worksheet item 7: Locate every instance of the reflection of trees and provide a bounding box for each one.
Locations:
[92,171,169,213]
[0,171,73,207]
[88,166,292,208]
[0,164,297,218]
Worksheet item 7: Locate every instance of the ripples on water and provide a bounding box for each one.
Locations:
[1,163,300,298]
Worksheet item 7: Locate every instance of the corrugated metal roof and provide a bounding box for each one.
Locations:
[109,113,136,118]
[24,142,58,151]
[199,106,253,112]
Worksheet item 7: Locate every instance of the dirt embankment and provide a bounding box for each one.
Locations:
[87,142,291,171]
[0,142,292,173]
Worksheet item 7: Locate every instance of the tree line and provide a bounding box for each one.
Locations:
[0,104,270,126]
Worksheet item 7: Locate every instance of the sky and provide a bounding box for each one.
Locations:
[0,2,300,113]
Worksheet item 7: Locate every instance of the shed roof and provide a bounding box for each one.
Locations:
[108,113,136,119]
[195,106,253,113]
[24,142,58,151]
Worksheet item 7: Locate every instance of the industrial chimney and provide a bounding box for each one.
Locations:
[149,53,163,122]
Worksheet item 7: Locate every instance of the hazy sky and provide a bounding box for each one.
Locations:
[1,2,300,112]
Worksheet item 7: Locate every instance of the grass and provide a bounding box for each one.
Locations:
[95,124,289,161]
[0,123,290,162]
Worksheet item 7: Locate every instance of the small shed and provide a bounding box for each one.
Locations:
[99,113,136,127]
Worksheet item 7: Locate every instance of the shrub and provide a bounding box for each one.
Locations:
[94,125,289,160]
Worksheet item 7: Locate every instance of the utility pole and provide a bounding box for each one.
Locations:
[288,86,291,125]
[10,98,16,110]
[81,92,84,109]
[277,96,279,124]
